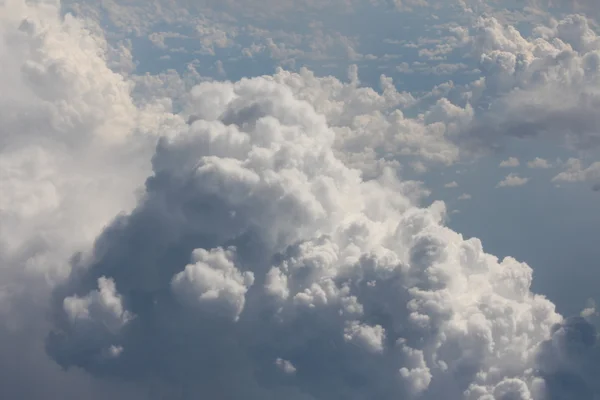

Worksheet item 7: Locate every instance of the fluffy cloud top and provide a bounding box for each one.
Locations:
[171,247,255,321]
[63,276,134,333]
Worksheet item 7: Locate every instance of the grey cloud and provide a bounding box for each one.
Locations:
[536,317,600,400]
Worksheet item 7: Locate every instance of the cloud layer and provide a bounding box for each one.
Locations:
[1,1,599,399]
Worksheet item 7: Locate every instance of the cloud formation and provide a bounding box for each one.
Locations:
[500,157,521,167]
[527,158,552,169]
[553,158,600,183]
[497,173,530,187]
[1,1,599,400]
[466,14,600,151]
[44,46,569,400]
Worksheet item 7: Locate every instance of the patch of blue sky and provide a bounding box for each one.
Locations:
[442,138,600,316]
[448,166,600,316]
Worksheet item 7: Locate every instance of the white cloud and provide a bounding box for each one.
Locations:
[580,299,597,318]
[552,158,600,183]
[444,181,459,188]
[272,66,470,171]
[275,358,297,374]
[398,342,432,395]
[171,247,255,321]
[466,14,600,152]
[499,157,520,167]
[0,0,177,321]
[63,277,134,333]
[0,1,182,397]
[527,157,552,169]
[458,193,472,200]
[497,173,530,187]
[343,321,386,353]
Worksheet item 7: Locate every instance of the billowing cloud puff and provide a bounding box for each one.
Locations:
[171,247,255,321]
[467,14,600,151]
[46,61,566,400]
[271,67,471,170]
[497,173,530,187]
[63,276,133,333]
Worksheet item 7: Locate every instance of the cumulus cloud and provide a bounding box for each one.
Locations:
[500,157,520,167]
[2,1,600,400]
[458,193,472,200]
[0,0,184,397]
[466,14,600,151]
[528,157,552,169]
[171,247,255,321]
[444,181,459,188]
[43,56,569,400]
[269,66,472,174]
[63,276,134,334]
[552,158,600,183]
[0,0,140,325]
[497,173,530,187]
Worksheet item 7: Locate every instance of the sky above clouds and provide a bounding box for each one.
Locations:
[2,0,600,399]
